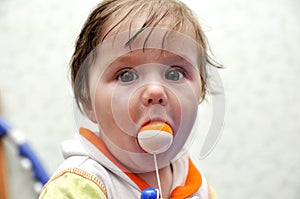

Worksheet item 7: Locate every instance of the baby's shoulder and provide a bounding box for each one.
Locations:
[39,166,107,199]
[39,156,109,199]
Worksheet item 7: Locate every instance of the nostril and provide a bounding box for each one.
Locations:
[142,84,168,106]
[147,98,163,104]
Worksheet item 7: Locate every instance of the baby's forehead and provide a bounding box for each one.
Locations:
[95,27,201,69]
[100,14,197,43]
[109,48,191,67]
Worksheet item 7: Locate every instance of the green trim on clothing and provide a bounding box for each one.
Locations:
[39,173,107,199]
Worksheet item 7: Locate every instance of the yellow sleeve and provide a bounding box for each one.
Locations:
[39,172,107,199]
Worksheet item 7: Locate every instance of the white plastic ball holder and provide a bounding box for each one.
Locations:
[73,27,225,174]
[137,122,173,154]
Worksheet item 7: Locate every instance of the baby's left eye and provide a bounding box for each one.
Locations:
[117,70,138,83]
[165,68,185,81]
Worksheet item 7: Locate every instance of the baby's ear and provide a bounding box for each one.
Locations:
[81,99,97,124]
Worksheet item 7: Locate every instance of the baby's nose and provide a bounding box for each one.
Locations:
[142,84,167,106]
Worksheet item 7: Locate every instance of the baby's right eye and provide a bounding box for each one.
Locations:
[117,70,138,83]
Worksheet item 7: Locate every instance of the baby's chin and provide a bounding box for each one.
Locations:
[111,148,175,173]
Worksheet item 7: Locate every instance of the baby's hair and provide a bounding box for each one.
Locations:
[70,0,220,112]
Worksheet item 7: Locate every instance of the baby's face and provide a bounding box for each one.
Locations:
[86,28,202,172]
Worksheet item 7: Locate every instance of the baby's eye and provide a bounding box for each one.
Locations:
[118,70,138,82]
[165,68,185,81]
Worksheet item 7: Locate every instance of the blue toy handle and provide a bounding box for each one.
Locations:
[0,117,49,187]
[18,142,49,185]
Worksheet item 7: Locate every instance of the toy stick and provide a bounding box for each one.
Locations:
[153,153,163,199]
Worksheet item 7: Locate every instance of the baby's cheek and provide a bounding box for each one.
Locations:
[128,97,142,122]
[109,88,141,136]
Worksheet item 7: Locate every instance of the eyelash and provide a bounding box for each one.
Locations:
[115,68,132,78]
[171,67,187,76]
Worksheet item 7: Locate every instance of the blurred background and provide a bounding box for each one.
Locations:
[0,0,299,198]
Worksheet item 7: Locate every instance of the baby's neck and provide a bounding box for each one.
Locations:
[137,165,173,198]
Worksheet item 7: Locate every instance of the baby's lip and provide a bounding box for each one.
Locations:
[139,119,173,133]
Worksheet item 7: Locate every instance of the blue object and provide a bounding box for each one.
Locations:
[19,143,49,185]
[141,187,159,199]
[0,117,11,137]
[0,116,49,185]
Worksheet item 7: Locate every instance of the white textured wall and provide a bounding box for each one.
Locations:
[0,0,299,198]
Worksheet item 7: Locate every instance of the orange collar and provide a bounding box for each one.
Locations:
[79,127,202,198]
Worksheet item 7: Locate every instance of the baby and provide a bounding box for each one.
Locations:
[40,0,219,198]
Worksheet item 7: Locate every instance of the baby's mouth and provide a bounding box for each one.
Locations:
[137,121,174,154]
